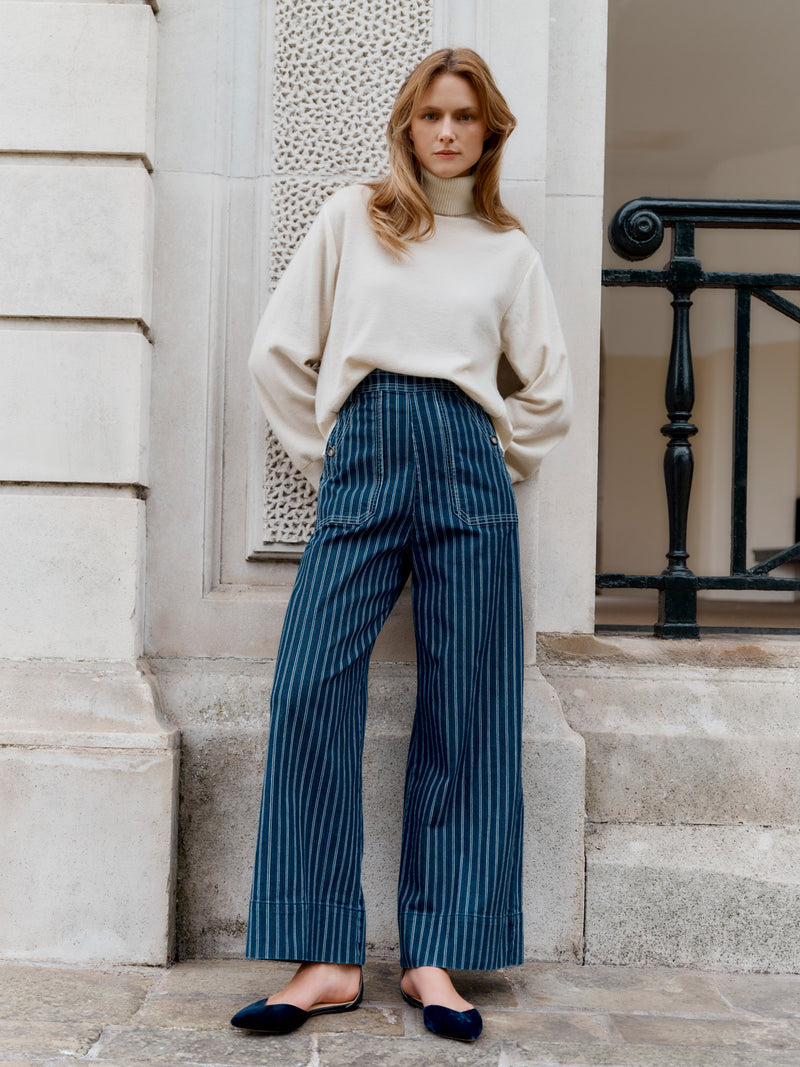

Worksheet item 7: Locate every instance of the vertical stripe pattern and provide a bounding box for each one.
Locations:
[247,371,524,970]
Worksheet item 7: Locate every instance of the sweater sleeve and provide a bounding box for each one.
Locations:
[500,254,573,483]
[248,201,340,488]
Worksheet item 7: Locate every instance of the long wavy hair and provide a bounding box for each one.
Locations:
[366,48,523,256]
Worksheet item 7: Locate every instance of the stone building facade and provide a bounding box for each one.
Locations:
[2,0,798,973]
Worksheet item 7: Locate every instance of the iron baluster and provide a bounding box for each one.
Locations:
[655,223,700,637]
[730,289,751,575]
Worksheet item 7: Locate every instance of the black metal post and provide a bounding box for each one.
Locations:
[730,289,751,574]
[655,223,700,637]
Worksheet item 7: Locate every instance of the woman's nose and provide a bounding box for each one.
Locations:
[439,118,455,141]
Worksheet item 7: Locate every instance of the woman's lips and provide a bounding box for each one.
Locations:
[435,151,458,157]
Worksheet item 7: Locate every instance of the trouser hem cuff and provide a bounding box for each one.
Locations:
[398,908,524,971]
[246,900,366,965]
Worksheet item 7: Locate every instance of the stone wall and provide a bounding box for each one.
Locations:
[0,2,177,966]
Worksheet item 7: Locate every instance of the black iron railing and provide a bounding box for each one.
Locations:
[598,198,800,638]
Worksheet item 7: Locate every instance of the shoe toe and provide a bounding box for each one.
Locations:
[230,999,309,1033]
[423,1004,483,1042]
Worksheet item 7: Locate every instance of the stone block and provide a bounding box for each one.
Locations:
[543,644,800,824]
[585,824,800,972]
[0,662,178,965]
[0,330,150,486]
[0,960,152,1021]
[153,1,229,173]
[87,1025,313,1065]
[484,0,549,183]
[510,960,731,1014]
[0,5,156,162]
[521,670,586,961]
[0,494,144,660]
[154,660,586,962]
[0,165,153,320]
[546,0,609,197]
[537,193,604,636]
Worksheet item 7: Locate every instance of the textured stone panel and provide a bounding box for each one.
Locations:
[272,0,432,176]
[0,165,153,320]
[0,4,156,160]
[0,495,144,660]
[0,331,150,485]
[260,0,433,546]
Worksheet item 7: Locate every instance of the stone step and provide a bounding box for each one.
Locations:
[540,636,800,825]
[585,823,800,973]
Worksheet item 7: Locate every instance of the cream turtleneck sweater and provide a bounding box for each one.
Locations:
[249,169,572,488]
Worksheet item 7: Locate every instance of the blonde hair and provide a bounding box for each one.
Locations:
[366,48,523,256]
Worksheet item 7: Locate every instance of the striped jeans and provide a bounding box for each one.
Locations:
[246,370,524,970]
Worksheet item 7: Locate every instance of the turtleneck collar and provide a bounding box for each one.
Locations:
[421,167,476,217]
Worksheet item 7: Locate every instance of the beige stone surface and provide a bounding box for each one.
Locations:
[551,664,800,824]
[0,744,177,964]
[537,193,604,635]
[0,4,156,161]
[0,1019,102,1058]
[546,0,609,197]
[0,664,177,966]
[0,960,151,1020]
[0,661,175,749]
[0,165,153,320]
[512,961,731,1014]
[585,824,800,972]
[0,331,150,486]
[712,972,800,1018]
[3,958,800,1067]
[609,1012,800,1050]
[0,495,145,660]
[484,0,550,184]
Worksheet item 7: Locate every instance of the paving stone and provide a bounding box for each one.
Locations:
[133,994,264,1030]
[316,1031,504,1065]
[511,962,731,1015]
[609,1012,800,1050]
[484,1009,616,1043]
[137,995,403,1036]
[500,1041,800,1066]
[305,1005,403,1035]
[711,972,800,1019]
[0,963,152,1022]
[0,1019,101,1058]
[361,958,403,1002]
[153,959,296,997]
[450,967,518,1008]
[87,1025,311,1065]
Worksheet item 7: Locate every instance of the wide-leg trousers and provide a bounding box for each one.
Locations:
[246,371,524,970]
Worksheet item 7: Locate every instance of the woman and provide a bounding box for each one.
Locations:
[232,47,571,1043]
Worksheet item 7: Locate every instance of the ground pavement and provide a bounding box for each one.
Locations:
[2,957,800,1066]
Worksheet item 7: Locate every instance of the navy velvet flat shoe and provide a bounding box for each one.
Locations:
[400,985,483,1042]
[230,976,363,1034]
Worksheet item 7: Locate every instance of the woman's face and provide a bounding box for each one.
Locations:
[409,72,488,179]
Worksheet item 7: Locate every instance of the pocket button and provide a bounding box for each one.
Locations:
[490,435,498,445]
[327,447,336,456]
